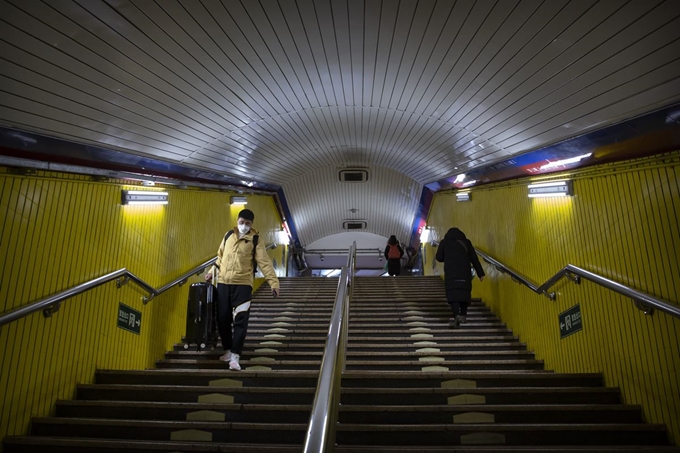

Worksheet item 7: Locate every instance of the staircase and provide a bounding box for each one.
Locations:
[3,277,338,452]
[4,275,678,452]
[334,276,679,452]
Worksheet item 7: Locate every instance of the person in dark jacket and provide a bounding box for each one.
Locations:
[384,235,404,276]
[435,228,485,327]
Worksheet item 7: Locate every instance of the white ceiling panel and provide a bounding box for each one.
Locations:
[283,165,421,246]
[1,0,679,244]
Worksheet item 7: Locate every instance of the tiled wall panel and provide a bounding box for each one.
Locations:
[426,151,680,445]
[0,168,283,440]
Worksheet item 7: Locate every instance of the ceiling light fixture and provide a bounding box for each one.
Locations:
[121,190,168,205]
[539,153,592,171]
[456,191,471,202]
[528,180,573,198]
[230,196,248,205]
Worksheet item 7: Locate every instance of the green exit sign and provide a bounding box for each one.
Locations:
[559,304,583,339]
[117,303,141,335]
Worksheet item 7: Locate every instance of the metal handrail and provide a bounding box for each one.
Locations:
[303,241,356,453]
[0,257,217,328]
[475,248,680,319]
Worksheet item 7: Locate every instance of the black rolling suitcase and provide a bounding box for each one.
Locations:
[184,278,218,351]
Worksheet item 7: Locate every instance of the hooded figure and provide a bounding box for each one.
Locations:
[435,228,485,327]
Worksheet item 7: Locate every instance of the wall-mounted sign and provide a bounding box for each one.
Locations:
[559,304,583,339]
[117,302,141,335]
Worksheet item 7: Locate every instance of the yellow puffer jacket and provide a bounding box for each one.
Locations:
[214,227,279,289]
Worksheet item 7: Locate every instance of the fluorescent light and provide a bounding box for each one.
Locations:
[277,230,290,244]
[528,181,568,189]
[122,190,168,205]
[539,153,592,171]
[230,196,248,205]
[420,227,430,243]
[456,191,471,202]
[454,174,466,184]
[462,180,477,187]
[528,180,573,198]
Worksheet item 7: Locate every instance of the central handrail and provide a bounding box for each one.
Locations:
[303,241,356,452]
[475,248,680,319]
[0,257,217,328]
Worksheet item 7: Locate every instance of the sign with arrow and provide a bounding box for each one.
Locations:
[558,304,583,339]
[117,302,141,335]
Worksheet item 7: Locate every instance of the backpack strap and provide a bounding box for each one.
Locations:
[252,234,259,275]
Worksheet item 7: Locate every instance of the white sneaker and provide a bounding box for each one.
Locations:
[460,316,467,324]
[219,351,232,362]
[455,315,463,327]
[229,353,241,371]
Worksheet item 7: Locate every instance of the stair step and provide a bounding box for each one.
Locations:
[165,351,324,360]
[174,342,327,352]
[31,417,307,444]
[341,387,621,405]
[3,437,304,453]
[347,343,528,351]
[165,350,535,361]
[344,359,545,371]
[349,336,519,342]
[77,384,315,404]
[56,400,311,423]
[95,369,318,387]
[340,372,603,388]
[337,404,642,424]
[156,359,323,371]
[335,423,669,446]
[334,446,680,452]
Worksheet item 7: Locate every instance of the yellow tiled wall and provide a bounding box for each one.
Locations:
[0,167,284,442]
[426,151,680,444]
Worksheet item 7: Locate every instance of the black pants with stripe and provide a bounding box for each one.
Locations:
[216,284,252,355]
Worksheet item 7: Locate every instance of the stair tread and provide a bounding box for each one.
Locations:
[58,400,310,410]
[343,387,618,393]
[34,417,308,429]
[79,383,314,392]
[337,422,667,431]
[341,371,600,379]
[4,437,301,452]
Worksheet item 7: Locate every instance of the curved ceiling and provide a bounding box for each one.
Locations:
[1,0,680,244]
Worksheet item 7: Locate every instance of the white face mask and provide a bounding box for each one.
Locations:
[238,224,251,235]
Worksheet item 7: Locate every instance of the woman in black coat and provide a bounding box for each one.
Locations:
[435,228,485,327]
[384,235,404,276]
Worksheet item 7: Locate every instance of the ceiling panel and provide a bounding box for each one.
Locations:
[1,0,679,244]
[283,165,421,246]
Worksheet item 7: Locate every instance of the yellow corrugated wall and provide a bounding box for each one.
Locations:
[425,151,680,445]
[0,167,284,443]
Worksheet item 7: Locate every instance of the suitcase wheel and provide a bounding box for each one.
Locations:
[183,344,189,350]
[200,342,206,349]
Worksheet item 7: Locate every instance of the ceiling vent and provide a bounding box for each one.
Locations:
[343,220,367,230]
[339,169,369,183]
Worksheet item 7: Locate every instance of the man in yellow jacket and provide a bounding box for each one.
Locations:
[207,209,280,370]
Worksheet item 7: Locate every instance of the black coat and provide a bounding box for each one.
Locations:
[435,228,485,300]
